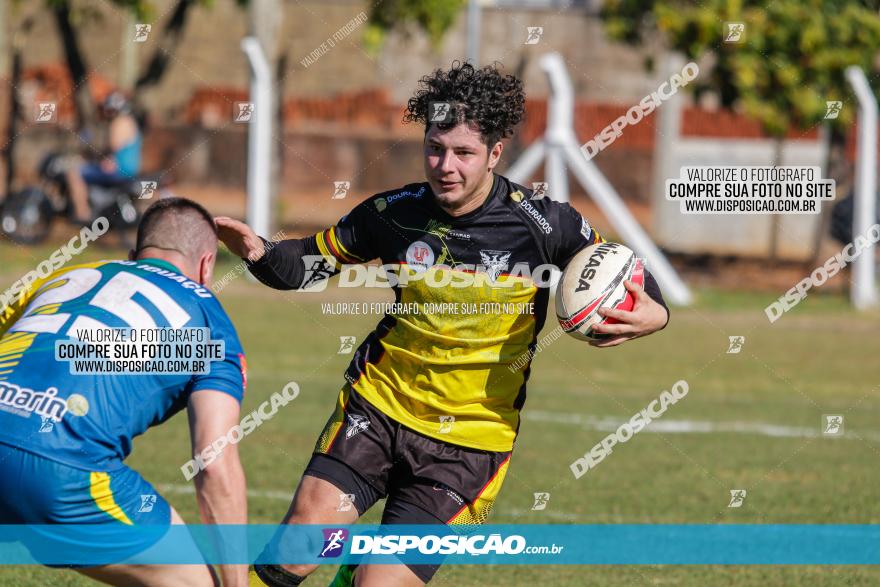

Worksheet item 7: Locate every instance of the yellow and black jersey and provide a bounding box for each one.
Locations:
[249,174,666,452]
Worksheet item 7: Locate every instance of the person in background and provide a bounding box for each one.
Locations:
[66,91,142,223]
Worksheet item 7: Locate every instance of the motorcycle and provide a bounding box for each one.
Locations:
[1,152,165,247]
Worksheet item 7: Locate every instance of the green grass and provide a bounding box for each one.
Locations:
[1,242,879,585]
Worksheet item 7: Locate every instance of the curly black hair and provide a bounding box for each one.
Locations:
[403,61,525,147]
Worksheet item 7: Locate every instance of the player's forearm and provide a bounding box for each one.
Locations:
[194,455,248,586]
[246,236,323,290]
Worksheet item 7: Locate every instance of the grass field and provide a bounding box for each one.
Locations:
[1,241,879,586]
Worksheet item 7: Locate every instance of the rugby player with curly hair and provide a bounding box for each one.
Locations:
[218,62,669,586]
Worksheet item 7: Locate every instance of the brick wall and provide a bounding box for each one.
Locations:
[2,75,872,205]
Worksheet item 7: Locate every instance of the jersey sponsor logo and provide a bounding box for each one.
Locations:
[518,199,553,234]
[405,240,434,272]
[374,186,427,211]
[66,394,89,416]
[479,250,512,282]
[432,482,465,506]
[580,216,592,240]
[424,219,470,240]
[0,382,71,423]
[345,413,371,439]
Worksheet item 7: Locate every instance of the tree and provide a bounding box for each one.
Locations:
[601,0,880,260]
[365,0,467,53]
[48,0,98,130]
[38,0,213,131]
[135,0,202,93]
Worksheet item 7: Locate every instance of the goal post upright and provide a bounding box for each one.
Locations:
[845,66,879,311]
[507,52,693,306]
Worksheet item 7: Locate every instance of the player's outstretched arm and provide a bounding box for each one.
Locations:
[187,390,248,587]
[215,216,266,262]
[215,216,337,291]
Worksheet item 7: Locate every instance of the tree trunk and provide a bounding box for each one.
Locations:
[0,0,8,81]
[275,47,287,223]
[53,1,94,132]
[134,0,195,92]
[4,10,35,197]
[4,47,20,197]
[119,12,137,90]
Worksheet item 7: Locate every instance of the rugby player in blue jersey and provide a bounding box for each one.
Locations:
[0,198,248,586]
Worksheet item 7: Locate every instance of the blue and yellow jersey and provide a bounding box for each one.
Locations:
[0,258,246,471]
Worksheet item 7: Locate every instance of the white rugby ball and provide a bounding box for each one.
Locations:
[555,242,644,341]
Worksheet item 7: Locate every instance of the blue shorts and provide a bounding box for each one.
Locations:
[80,162,132,186]
[0,443,171,566]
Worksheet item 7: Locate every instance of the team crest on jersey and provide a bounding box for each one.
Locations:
[405,241,434,273]
[345,413,370,439]
[479,250,511,282]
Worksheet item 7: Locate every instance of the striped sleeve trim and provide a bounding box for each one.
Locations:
[318,227,365,264]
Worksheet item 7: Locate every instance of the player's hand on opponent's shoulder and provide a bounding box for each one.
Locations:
[589,279,669,348]
[215,216,265,263]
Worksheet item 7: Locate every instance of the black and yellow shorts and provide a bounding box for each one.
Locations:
[309,385,511,524]
[304,386,512,581]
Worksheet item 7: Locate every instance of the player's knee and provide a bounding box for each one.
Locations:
[290,476,354,523]
[287,505,327,526]
[253,563,309,586]
[284,563,318,577]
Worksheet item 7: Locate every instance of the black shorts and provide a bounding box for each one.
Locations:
[304,386,512,582]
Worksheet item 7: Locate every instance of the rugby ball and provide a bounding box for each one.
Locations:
[555,242,644,341]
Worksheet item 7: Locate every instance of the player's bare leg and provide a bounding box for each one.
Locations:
[65,167,91,222]
[253,475,360,584]
[76,507,220,587]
